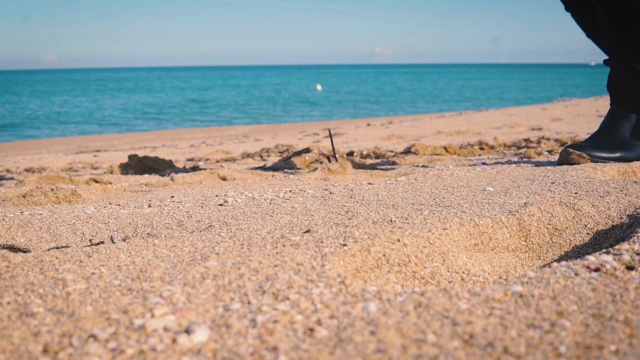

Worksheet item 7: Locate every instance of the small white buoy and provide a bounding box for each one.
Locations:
[316,83,322,92]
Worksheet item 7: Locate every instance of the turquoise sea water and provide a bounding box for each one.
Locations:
[0,64,608,143]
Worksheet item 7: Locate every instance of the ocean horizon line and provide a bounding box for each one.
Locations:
[0,62,605,73]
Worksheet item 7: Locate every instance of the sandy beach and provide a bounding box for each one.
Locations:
[1,96,640,358]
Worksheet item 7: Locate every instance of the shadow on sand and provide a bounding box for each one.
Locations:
[548,210,640,265]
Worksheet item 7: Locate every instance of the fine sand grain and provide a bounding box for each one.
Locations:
[1,96,640,358]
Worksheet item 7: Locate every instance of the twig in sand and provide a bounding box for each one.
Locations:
[84,240,105,248]
[46,245,72,252]
[0,243,32,254]
[328,129,338,162]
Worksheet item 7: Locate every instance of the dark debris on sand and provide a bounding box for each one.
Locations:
[119,154,202,176]
[245,136,584,172]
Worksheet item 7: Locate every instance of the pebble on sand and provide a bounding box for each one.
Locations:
[186,322,211,344]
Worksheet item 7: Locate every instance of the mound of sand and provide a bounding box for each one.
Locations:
[10,185,84,206]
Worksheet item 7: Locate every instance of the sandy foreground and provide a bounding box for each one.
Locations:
[1,96,640,359]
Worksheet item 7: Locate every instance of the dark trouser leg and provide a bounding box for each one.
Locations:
[560,0,607,53]
[562,0,640,113]
[558,0,640,164]
[595,1,640,113]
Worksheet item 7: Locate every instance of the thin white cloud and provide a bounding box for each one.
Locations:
[375,47,393,56]
[220,0,342,11]
[43,54,59,62]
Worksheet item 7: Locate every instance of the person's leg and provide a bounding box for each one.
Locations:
[595,1,640,114]
[560,0,607,54]
[559,0,640,164]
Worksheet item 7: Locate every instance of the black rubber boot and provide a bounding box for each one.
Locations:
[557,106,640,165]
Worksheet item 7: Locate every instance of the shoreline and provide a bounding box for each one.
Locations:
[0,96,607,156]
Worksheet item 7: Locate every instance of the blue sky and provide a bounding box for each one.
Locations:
[0,0,605,70]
